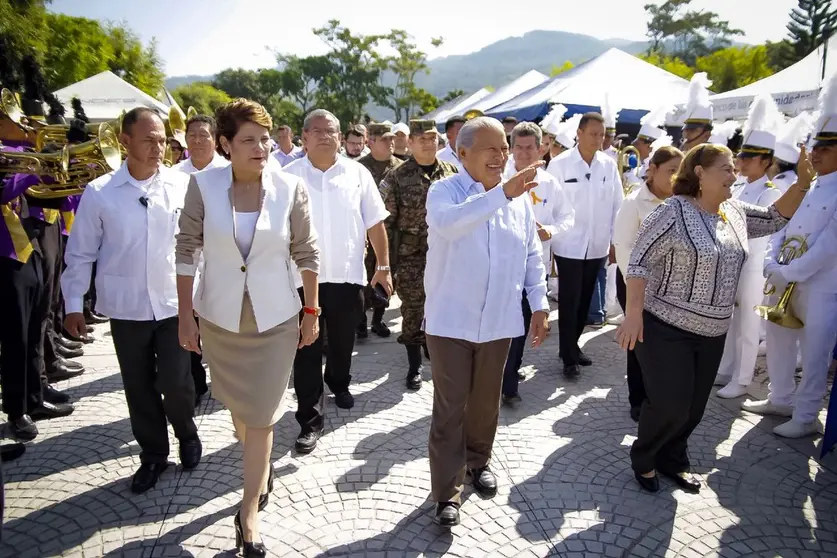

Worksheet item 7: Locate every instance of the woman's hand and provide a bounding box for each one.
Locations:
[179,314,201,354]
[299,313,319,348]
[796,145,814,189]
[615,312,643,350]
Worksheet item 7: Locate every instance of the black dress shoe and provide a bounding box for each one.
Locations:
[179,437,202,470]
[62,329,93,344]
[56,344,84,359]
[356,326,368,339]
[258,464,275,511]
[29,401,75,421]
[85,324,95,333]
[46,365,84,383]
[502,393,522,407]
[634,471,660,492]
[57,336,84,350]
[578,352,593,366]
[630,406,641,423]
[84,310,109,324]
[295,429,322,454]
[0,442,26,462]
[434,502,460,526]
[234,510,267,557]
[406,372,422,391]
[10,415,38,441]
[469,465,498,498]
[131,462,169,494]
[563,364,581,379]
[334,391,354,409]
[370,321,391,338]
[660,470,701,493]
[43,385,71,405]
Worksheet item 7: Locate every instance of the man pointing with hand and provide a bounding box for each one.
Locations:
[423,116,549,527]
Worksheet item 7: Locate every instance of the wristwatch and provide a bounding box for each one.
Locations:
[302,306,321,317]
[376,265,391,272]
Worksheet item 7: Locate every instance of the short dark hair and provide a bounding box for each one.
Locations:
[445,116,466,132]
[672,143,733,197]
[646,146,684,188]
[578,112,605,130]
[346,125,365,140]
[277,124,292,133]
[776,159,796,174]
[502,116,518,124]
[121,107,163,136]
[214,98,273,160]
[186,114,216,136]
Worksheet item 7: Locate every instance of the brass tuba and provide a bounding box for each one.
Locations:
[618,145,641,196]
[186,106,198,119]
[1,88,27,127]
[167,105,187,137]
[34,113,125,151]
[463,109,484,120]
[0,145,70,179]
[753,235,807,329]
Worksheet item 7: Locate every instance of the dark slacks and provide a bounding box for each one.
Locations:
[360,249,387,327]
[631,311,726,474]
[0,254,45,419]
[110,316,197,464]
[427,334,511,504]
[294,282,363,433]
[615,268,646,409]
[36,221,62,377]
[502,290,532,397]
[556,255,606,366]
[190,316,207,396]
[587,262,607,323]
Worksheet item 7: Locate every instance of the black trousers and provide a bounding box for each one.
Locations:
[36,221,62,377]
[110,316,197,464]
[502,290,531,396]
[616,268,646,409]
[630,311,726,474]
[294,283,363,433]
[0,254,44,419]
[556,255,607,366]
[191,316,207,395]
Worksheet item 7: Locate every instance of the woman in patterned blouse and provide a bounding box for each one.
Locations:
[616,143,814,494]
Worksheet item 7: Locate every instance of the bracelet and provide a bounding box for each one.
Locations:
[302,306,321,316]
[376,265,391,271]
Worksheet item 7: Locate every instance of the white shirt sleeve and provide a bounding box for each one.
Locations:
[61,188,103,315]
[359,166,389,229]
[609,161,624,241]
[426,180,510,240]
[542,177,574,237]
[613,198,639,276]
[523,201,549,313]
[778,209,837,284]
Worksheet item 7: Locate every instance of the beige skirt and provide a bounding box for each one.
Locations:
[200,294,299,428]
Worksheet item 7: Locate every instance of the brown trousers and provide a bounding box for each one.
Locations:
[426,334,511,504]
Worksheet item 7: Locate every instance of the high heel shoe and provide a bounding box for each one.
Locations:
[234,511,267,557]
[257,464,274,511]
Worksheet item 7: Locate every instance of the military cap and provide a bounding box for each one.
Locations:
[409,119,437,135]
[368,122,395,138]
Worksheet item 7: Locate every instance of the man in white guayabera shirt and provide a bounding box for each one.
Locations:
[423,117,549,527]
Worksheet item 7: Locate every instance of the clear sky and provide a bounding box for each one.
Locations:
[49,0,798,77]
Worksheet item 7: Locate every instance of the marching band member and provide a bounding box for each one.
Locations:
[742,77,837,438]
[679,73,714,152]
[601,93,620,161]
[770,112,815,192]
[539,104,568,167]
[631,105,669,182]
[715,93,784,399]
[382,120,457,391]
[552,112,580,159]
[63,107,201,493]
[501,122,573,404]
[548,112,622,378]
[436,115,465,168]
[271,124,304,167]
[613,146,683,421]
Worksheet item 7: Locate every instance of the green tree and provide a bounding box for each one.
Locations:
[212,68,263,102]
[172,82,231,116]
[695,45,775,93]
[0,0,49,89]
[644,0,743,65]
[442,89,464,103]
[785,0,837,64]
[549,61,574,77]
[638,51,695,79]
[274,54,331,116]
[382,30,442,122]
[105,24,164,95]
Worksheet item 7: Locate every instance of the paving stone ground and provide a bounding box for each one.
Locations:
[2,298,837,558]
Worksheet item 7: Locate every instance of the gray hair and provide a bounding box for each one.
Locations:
[456,116,506,152]
[303,109,340,132]
[510,122,542,148]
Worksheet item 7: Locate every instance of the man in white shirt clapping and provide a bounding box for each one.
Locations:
[62,108,201,494]
[283,109,392,455]
[424,117,549,527]
[547,112,623,378]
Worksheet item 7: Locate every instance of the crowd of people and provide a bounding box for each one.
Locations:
[1,63,836,556]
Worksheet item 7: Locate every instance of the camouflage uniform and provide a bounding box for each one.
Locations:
[382,136,458,347]
[357,126,403,318]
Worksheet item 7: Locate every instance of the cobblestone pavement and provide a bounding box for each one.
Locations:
[2,299,837,558]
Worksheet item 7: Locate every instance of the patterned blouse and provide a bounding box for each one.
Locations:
[626,195,788,337]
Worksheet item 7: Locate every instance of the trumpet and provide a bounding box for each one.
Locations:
[463,109,484,120]
[618,145,641,196]
[753,235,807,329]
[0,145,70,178]
[34,112,126,151]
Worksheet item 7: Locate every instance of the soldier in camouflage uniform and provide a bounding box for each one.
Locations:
[357,123,403,338]
[382,119,458,390]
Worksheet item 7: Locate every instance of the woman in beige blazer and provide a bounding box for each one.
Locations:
[175,99,319,557]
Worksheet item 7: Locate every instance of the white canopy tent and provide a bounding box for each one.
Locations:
[424,88,491,126]
[710,36,837,120]
[458,70,549,114]
[487,48,692,124]
[53,71,170,121]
